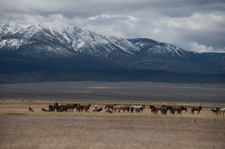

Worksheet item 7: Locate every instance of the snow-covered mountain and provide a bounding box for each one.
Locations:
[0,21,192,59]
[129,38,189,58]
[0,21,225,83]
[0,21,140,58]
[0,22,28,36]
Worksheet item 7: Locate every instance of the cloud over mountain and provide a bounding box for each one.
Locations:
[0,0,225,53]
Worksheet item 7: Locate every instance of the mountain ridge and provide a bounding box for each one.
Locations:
[0,22,139,58]
[0,22,225,83]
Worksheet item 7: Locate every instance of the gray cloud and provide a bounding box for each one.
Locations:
[0,0,225,52]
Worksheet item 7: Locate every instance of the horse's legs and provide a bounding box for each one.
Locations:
[171,110,175,115]
[178,110,182,115]
[216,111,219,115]
[131,108,133,113]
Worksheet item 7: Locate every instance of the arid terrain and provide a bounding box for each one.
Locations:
[0,82,225,148]
[0,100,225,149]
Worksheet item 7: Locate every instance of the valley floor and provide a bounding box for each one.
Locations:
[0,100,225,149]
[1,81,225,103]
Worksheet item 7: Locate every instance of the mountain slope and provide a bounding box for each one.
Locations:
[0,22,225,83]
[0,22,138,58]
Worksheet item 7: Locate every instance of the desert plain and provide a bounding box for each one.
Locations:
[0,82,225,149]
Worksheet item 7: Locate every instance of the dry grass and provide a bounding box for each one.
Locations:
[0,100,225,149]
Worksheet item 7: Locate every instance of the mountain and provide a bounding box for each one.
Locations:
[0,21,137,58]
[0,22,225,83]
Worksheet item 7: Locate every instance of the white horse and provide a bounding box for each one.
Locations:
[113,104,124,112]
[220,108,225,115]
[131,105,145,113]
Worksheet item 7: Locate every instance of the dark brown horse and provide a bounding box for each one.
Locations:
[172,106,187,114]
[29,107,34,112]
[149,105,158,114]
[76,104,84,112]
[161,106,168,115]
[83,104,91,112]
[167,106,175,114]
[66,104,78,112]
[191,106,202,114]
[105,104,115,110]
[122,105,130,113]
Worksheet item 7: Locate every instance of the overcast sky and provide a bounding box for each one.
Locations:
[1,0,225,53]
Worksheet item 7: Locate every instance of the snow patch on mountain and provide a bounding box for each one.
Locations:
[0,21,191,58]
[0,39,21,49]
[0,22,29,37]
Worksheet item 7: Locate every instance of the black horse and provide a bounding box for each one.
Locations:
[48,103,59,112]
[149,105,158,114]
[191,106,202,114]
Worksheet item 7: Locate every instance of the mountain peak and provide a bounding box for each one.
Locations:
[38,21,77,33]
[0,22,29,36]
[0,21,191,58]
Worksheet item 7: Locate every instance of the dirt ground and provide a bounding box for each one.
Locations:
[0,100,225,149]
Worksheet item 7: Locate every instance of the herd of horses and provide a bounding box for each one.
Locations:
[211,107,225,115]
[33,103,225,115]
[41,103,92,112]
